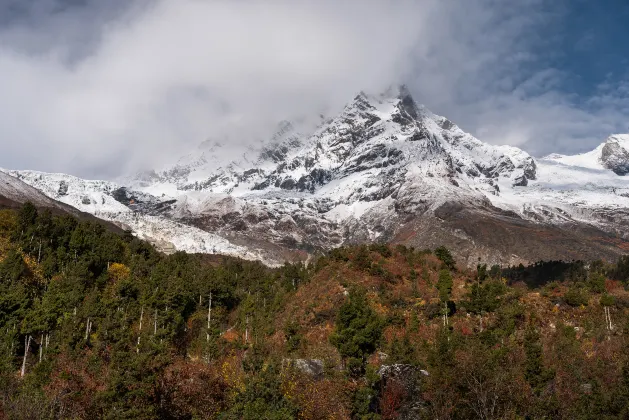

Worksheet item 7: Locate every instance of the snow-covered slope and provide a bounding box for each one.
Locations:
[6,87,629,265]
[1,170,277,264]
[545,134,629,175]
[0,171,78,211]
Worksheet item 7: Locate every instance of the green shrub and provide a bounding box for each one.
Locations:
[564,287,589,307]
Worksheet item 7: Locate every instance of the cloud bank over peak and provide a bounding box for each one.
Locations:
[0,0,627,178]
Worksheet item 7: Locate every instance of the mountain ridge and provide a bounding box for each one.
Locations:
[3,87,628,265]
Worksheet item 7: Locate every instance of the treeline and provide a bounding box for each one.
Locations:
[0,203,628,419]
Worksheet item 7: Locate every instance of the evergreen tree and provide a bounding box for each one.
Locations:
[435,246,455,270]
[437,269,453,302]
[330,288,383,374]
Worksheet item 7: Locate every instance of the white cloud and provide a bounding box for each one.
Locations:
[404,0,629,156]
[0,0,627,178]
[0,0,428,177]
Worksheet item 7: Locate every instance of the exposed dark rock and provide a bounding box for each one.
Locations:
[601,141,629,175]
[397,85,419,119]
[364,113,381,127]
[57,180,68,196]
[523,157,537,180]
[513,175,528,187]
[110,187,174,214]
[486,157,516,178]
[408,128,430,142]
[279,178,296,190]
[377,364,426,419]
[439,118,455,130]
[260,144,291,163]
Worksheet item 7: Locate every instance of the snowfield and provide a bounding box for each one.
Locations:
[3,87,629,264]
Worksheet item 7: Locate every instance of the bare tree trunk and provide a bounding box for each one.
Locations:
[37,240,42,264]
[137,306,144,353]
[245,315,249,344]
[604,306,613,331]
[154,309,158,336]
[607,306,614,331]
[39,334,43,363]
[85,318,91,341]
[207,292,212,342]
[21,336,32,377]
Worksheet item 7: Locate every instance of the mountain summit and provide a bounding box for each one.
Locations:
[4,88,629,265]
[546,134,629,176]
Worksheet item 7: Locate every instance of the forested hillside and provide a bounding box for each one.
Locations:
[1,203,628,419]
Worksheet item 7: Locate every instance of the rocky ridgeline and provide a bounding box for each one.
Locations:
[3,87,629,265]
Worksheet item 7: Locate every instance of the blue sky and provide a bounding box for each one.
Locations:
[0,0,627,178]
[554,0,629,97]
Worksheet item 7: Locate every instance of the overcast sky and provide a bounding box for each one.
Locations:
[0,0,627,179]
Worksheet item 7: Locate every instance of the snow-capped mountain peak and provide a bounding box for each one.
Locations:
[545,134,629,175]
[5,87,629,266]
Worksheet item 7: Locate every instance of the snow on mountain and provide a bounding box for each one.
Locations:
[5,86,629,265]
[1,169,275,264]
[545,134,629,175]
[0,171,68,208]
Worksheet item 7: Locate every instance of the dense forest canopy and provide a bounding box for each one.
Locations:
[0,202,628,419]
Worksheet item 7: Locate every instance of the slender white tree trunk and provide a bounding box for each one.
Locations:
[137,306,144,353]
[207,293,212,342]
[604,307,613,331]
[85,318,91,341]
[21,336,32,377]
[245,315,249,344]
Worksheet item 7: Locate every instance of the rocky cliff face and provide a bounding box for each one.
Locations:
[4,87,629,266]
[601,135,629,176]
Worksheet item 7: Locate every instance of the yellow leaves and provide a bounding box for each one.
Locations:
[280,374,298,401]
[108,263,130,283]
[220,356,245,394]
[20,249,45,286]
[0,209,17,234]
[0,210,16,256]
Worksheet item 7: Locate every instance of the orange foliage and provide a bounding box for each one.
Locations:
[282,372,351,419]
[45,351,108,418]
[160,361,228,418]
